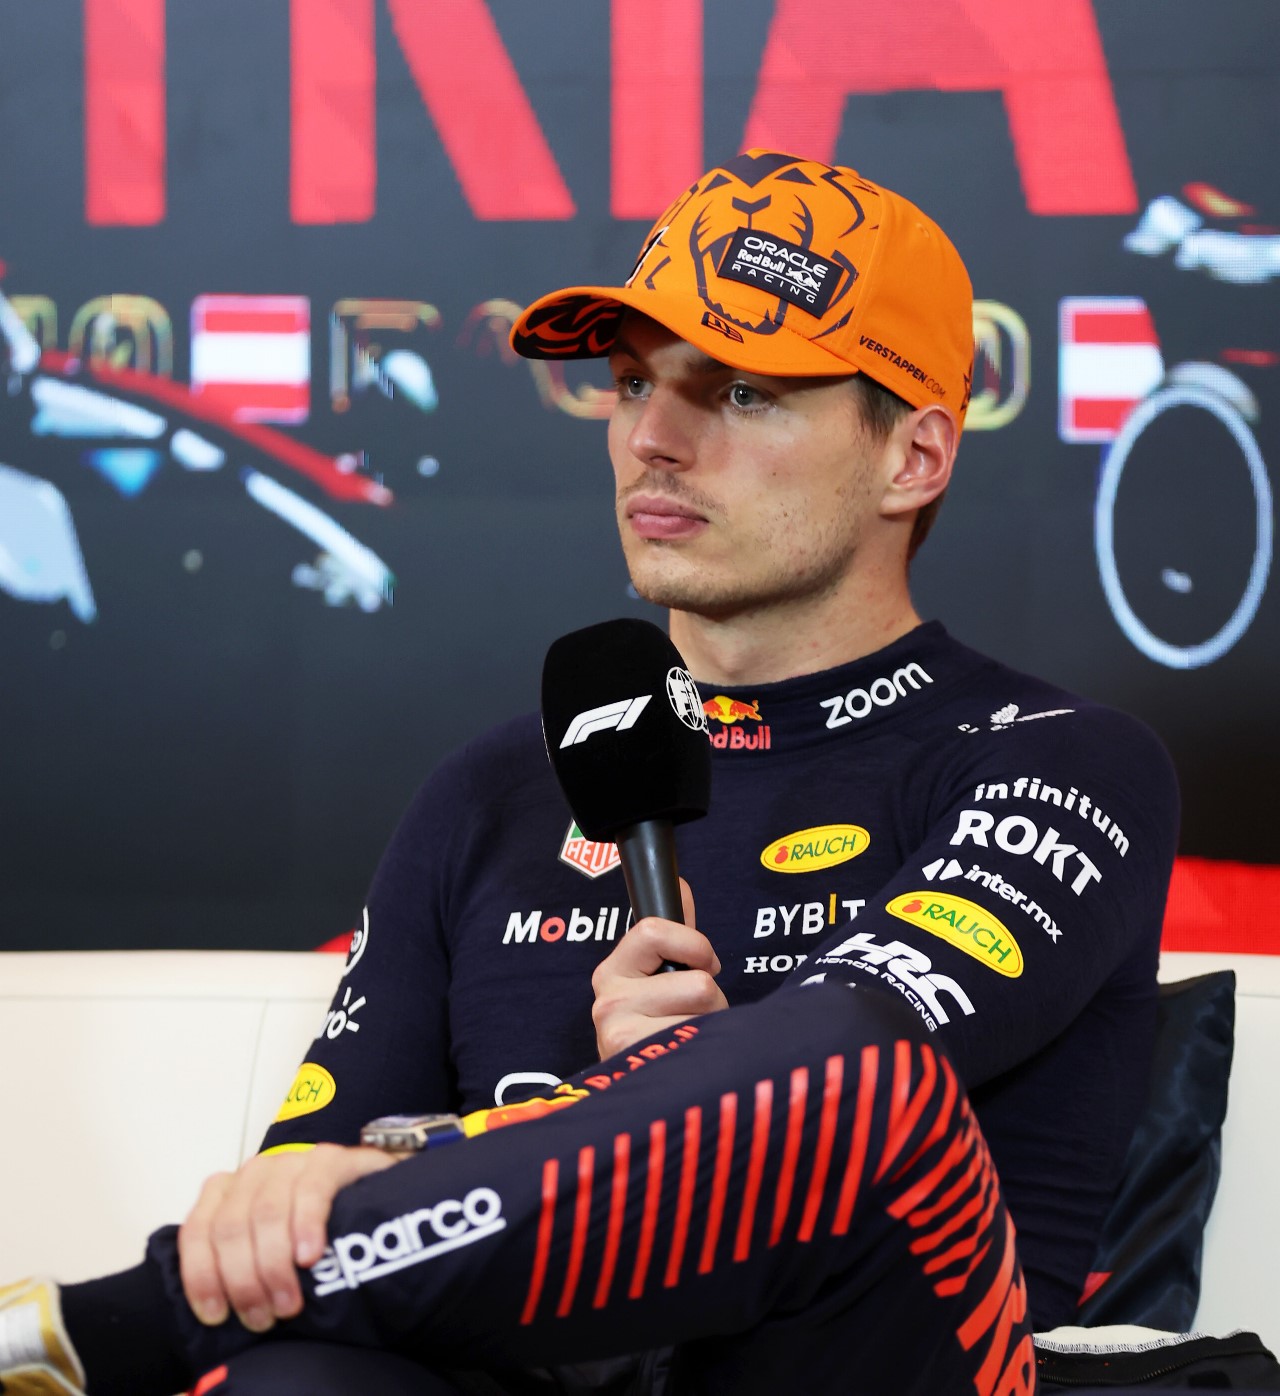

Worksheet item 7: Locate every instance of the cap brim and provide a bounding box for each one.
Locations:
[511,284,861,379]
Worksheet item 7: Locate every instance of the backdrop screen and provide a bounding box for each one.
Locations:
[1,0,1276,949]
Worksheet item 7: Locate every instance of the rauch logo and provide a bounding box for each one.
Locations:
[760,824,868,874]
[886,892,1023,977]
[275,1062,336,1122]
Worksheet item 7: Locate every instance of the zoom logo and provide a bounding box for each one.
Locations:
[312,1188,505,1295]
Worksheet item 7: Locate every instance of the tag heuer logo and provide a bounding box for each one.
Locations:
[559,822,620,879]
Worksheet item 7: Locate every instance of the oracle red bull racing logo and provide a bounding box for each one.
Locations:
[703,694,770,751]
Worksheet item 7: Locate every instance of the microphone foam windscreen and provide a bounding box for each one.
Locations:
[542,618,711,841]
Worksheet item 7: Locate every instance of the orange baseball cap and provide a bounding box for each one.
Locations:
[511,149,975,426]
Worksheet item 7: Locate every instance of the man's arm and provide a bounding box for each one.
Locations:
[179,763,465,1331]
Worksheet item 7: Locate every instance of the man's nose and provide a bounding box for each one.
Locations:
[625,387,694,472]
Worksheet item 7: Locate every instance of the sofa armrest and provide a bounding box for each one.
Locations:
[0,951,342,1283]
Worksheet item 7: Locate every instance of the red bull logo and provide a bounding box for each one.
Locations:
[461,1084,589,1135]
[703,695,771,751]
[703,695,762,724]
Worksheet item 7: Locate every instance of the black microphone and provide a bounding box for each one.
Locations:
[541,618,711,966]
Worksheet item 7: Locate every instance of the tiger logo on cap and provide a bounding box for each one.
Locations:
[512,148,974,425]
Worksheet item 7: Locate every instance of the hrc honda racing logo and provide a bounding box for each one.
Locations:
[809,930,976,1032]
[312,1187,505,1296]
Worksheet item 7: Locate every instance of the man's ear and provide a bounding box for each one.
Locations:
[880,406,958,520]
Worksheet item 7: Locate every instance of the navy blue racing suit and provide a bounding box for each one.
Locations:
[143,622,1177,1392]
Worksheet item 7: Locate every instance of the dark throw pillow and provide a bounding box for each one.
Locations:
[1078,970,1236,1330]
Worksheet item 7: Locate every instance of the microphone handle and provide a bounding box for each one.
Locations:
[615,819,687,972]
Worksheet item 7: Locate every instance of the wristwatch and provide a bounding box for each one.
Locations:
[360,1112,466,1154]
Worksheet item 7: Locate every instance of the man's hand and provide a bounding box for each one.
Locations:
[178,1143,400,1332]
[591,879,728,1059]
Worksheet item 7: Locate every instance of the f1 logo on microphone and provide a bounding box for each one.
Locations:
[559,696,651,748]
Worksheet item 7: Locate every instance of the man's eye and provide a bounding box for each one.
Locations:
[617,375,647,398]
[729,383,764,410]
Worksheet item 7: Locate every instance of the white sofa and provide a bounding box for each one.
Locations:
[1,949,1276,1343]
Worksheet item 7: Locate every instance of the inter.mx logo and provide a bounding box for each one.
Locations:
[312,1188,505,1296]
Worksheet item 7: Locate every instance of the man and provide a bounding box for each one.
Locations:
[1,150,1177,1395]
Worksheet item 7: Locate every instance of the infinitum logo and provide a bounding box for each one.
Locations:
[312,1188,505,1295]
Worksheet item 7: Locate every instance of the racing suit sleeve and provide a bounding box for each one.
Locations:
[786,705,1179,1086]
[259,759,466,1152]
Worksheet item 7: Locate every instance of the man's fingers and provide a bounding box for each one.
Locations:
[600,917,720,980]
[592,967,727,1059]
[248,1175,307,1320]
[678,876,696,928]
[208,1179,277,1333]
[290,1144,347,1269]
[293,1145,401,1269]
[178,1172,234,1326]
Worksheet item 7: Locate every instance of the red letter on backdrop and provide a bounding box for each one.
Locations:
[611,0,703,220]
[292,0,573,222]
[85,0,166,225]
[386,0,574,220]
[743,0,1136,216]
[292,0,375,224]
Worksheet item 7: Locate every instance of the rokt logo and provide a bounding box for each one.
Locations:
[820,663,933,729]
[275,1062,336,1122]
[559,821,620,879]
[760,824,868,874]
[949,810,1102,895]
[312,1187,505,1296]
[887,892,1024,977]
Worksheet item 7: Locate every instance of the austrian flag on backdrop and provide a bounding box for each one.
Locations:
[190,294,311,424]
[1058,296,1164,444]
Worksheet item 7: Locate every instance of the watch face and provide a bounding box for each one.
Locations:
[361,1113,465,1152]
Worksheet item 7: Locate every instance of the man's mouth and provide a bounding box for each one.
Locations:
[624,493,709,541]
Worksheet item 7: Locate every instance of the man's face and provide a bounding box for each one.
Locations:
[607,313,889,622]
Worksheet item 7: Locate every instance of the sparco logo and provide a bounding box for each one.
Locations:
[559,696,651,748]
[312,1188,505,1295]
[820,664,933,728]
